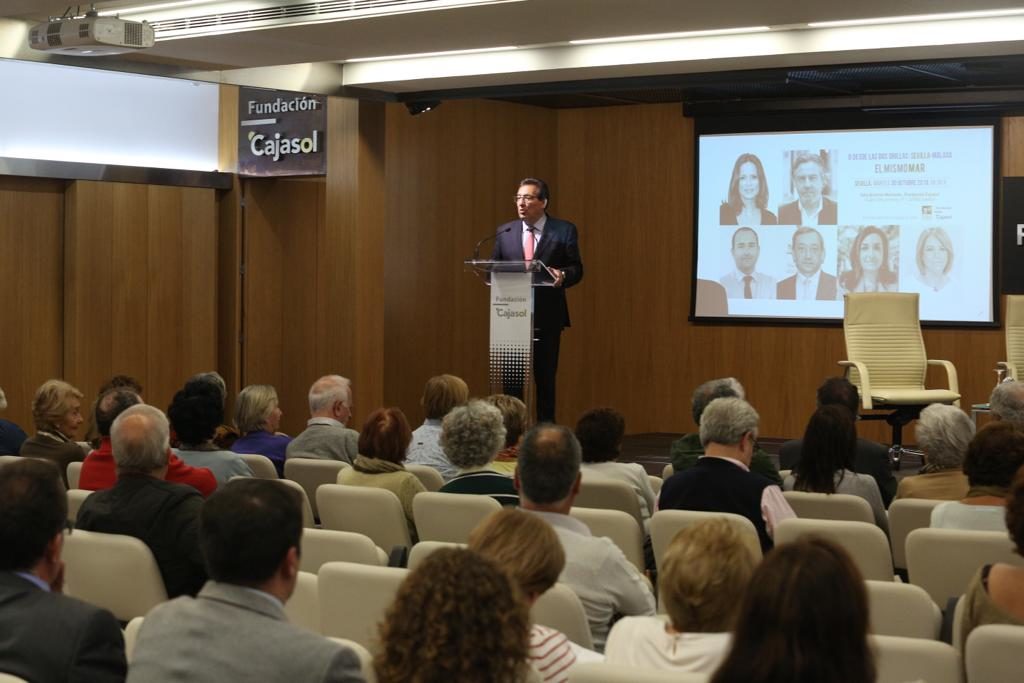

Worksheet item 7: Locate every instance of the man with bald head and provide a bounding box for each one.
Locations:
[719,227,776,299]
[286,375,359,465]
[76,404,207,598]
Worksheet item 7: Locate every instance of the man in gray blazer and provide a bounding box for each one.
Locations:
[286,374,360,465]
[128,479,364,683]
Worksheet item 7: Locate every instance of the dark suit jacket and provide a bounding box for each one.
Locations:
[779,436,896,507]
[492,215,583,330]
[0,572,126,683]
[776,271,838,300]
[778,196,837,225]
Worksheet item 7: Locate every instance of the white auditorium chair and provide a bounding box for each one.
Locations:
[0,454,22,465]
[661,463,674,480]
[300,527,388,573]
[123,616,145,663]
[317,484,412,551]
[569,506,645,572]
[871,634,959,683]
[236,453,279,479]
[283,457,349,518]
[568,663,709,682]
[774,518,894,581]
[865,580,941,639]
[66,488,94,524]
[781,490,874,523]
[318,561,408,651]
[404,463,445,492]
[272,477,316,528]
[650,509,762,575]
[886,498,943,571]
[531,583,594,650]
[63,529,168,621]
[406,541,465,571]
[647,474,663,496]
[906,527,1023,606]
[997,294,1024,380]
[66,461,83,489]
[412,491,500,543]
[964,624,1024,683]
[574,475,644,528]
[283,571,320,633]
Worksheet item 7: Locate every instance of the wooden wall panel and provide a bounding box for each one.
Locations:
[64,181,218,418]
[0,178,64,435]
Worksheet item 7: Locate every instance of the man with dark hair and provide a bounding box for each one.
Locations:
[778,152,838,225]
[515,424,654,651]
[79,387,216,496]
[779,376,896,506]
[776,227,838,300]
[0,459,126,682]
[493,177,583,423]
[127,479,364,682]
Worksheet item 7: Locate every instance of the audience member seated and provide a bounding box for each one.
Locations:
[896,403,973,501]
[84,375,143,449]
[0,385,27,455]
[576,407,656,531]
[184,372,239,450]
[931,422,1024,531]
[19,379,86,487]
[127,479,364,682]
[783,405,889,534]
[605,518,757,674]
[779,377,897,506]
[168,387,253,486]
[469,508,603,682]
[230,384,292,476]
[77,405,207,598]
[660,398,795,553]
[670,378,781,485]
[710,538,875,683]
[957,466,1024,646]
[375,547,533,683]
[286,374,359,465]
[406,374,468,482]
[439,400,518,506]
[337,407,425,539]
[516,424,655,651]
[80,388,216,497]
[0,459,126,682]
[991,380,1024,428]
[486,394,528,476]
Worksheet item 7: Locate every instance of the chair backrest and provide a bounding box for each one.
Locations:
[844,292,927,392]
[951,594,967,652]
[317,484,412,550]
[66,488,94,524]
[567,662,709,682]
[647,474,662,496]
[237,453,279,479]
[573,475,644,527]
[329,638,377,683]
[271,477,315,528]
[67,460,83,489]
[661,463,674,479]
[569,507,645,572]
[63,529,168,621]
[865,580,941,639]
[123,616,145,663]
[404,463,445,492]
[283,570,320,633]
[906,527,1024,606]
[775,518,894,581]
[0,454,22,465]
[318,561,409,651]
[301,527,387,573]
[778,468,791,480]
[0,673,30,683]
[650,509,762,575]
[412,491,501,543]
[781,490,874,523]
[887,498,944,570]
[284,458,348,518]
[1005,295,1024,380]
[407,541,465,571]
[965,624,1024,683]
[531,583,594,650]
[871,634,959,683]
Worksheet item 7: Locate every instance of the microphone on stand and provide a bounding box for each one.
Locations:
[473,225,514,260]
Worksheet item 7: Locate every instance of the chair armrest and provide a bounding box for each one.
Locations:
[926,359,960,406]
[838,360,874,409]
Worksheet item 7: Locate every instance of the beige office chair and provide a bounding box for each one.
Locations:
[887,498,944,571]
[318,561,409,651]
[661,463,674,479]
[66,488,94,525]
[775,518,894,581]
[573,475,644,528]
[300,528,388,573]
[66,461,83,489]
[997,294,1024,380]
[840,292,960,464]
[0,673,30,683]
[647,474,662,496]
[865,580,942,639]
[317,484,412,550]
[407,541,465,571]
[123,615,145,663]
[63,529,168,621]
[272,478,316,528]
[531,583,594,650]
[965,624,1024,683]
[906,527,1024,606]
[283,457,349,519]
[781,490,875,524]
[871,635,959,683]
[649,509,762,574]
[236,453,279,479]
[412,491,500,543]
[283,571,320,633]
[569,507,645,572]
[404,463,445,492]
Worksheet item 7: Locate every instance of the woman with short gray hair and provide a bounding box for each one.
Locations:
[439,400,518,506]
[229,384,291,477]
[895,403,974,500]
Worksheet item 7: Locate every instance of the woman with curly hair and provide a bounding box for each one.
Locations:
[375,547,535,683]
[439,400,518,506]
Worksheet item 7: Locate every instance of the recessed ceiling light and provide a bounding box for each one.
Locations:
[808,8,1024,28]
[569,26,772,45]
[347,46,518,63]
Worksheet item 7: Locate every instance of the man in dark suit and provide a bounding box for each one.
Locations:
[778,152,837,225]
[493,177,583,423]
[779,377,897,506]
[776,227,838,300]
[0,458,126,683]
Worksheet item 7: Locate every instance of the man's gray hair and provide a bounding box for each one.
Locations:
[441,400,506,469]
[699,397,759,448]
[189,372,227,403]
[990,381,1024,428]
[308,375,352,415]
[915,404,974,469]
[111,404,170,475]
[691,377,745,426]
[517,425,581,504]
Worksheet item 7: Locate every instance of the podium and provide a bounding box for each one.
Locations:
[465,259,556,418]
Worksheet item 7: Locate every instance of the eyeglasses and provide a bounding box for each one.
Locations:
[514,194,540,203]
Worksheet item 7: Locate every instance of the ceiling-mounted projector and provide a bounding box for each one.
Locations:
[29,10,154,56]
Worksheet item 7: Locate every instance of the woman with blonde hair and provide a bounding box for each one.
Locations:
[406,374,469,482]
[20,379,87,486]
[229,384,291,476]
[604,518,757,673]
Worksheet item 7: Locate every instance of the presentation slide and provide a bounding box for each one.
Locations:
[692,124,995,323]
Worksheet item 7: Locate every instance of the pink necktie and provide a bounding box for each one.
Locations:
[524,227,535,261]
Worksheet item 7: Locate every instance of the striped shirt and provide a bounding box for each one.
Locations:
[530,625,575,683]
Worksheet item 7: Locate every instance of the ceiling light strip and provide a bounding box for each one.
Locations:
[570,26,772,45]
[809,8,1024,28]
